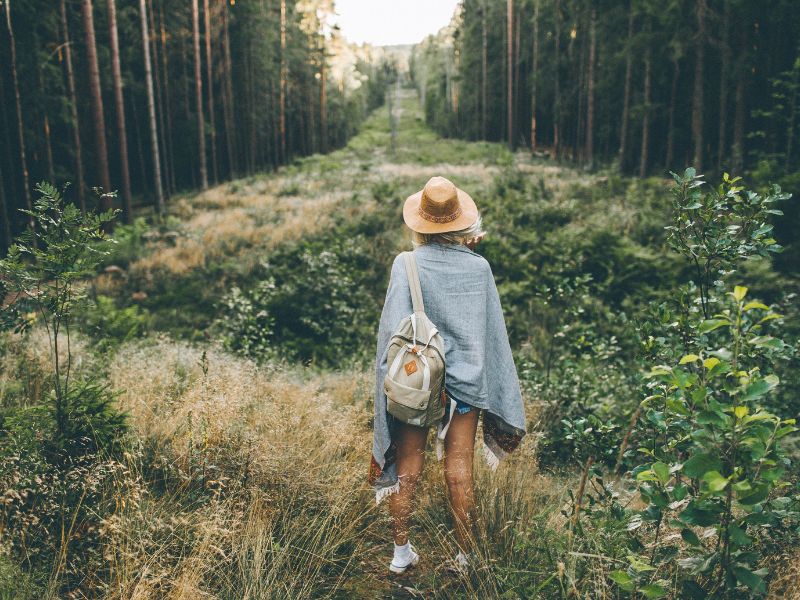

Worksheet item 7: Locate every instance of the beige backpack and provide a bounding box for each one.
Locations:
[383,252,446,428]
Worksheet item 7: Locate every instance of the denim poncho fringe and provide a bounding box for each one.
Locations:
[369,243,527,505]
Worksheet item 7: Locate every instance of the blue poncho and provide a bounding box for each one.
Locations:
[369,242,527,503]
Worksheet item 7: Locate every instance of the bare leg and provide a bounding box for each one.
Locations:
[444,409,480,552]
[388,422,428,545]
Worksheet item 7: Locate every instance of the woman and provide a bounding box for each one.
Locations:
[369,176,527,574]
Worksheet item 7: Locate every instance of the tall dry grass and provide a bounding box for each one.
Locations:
[81,337,595,599]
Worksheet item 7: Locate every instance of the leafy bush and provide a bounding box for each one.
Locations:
[96,216,151,269]
[602,170,800,598]
[77,294,150,353]
[219,236,382,365]
[0,183,129,590]
[618,286,797,597]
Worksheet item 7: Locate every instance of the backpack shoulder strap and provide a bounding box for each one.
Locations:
[402,251,425,314]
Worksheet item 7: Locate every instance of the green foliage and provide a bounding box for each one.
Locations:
[665,168,788,318]
[97,217,151,269]
[77,294,150,353]
[0,184,128,590]
[620,286,797,597]
[0,183,121,447]
[219,237,383,366]
[602,172,800,598]
[0,392,124,591]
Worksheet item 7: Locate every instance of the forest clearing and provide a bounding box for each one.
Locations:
[2,86,798,599]
[2,0,800,598]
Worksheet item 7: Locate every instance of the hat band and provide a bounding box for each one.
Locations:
[418,205,462,224]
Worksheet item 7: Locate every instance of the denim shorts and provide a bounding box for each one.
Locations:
[446,390,476,415]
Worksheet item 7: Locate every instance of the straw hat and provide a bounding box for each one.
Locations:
[403,176,479,234]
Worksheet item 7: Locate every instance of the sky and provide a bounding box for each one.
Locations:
[334,0,460,47]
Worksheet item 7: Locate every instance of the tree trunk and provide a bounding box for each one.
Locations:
[530,0,539,152]
[574,19,586,163]
[0,163,10,247]
[552,0,561,159]
[585,2,596,169]
[158,0,176,195]
[59,0,86,212]
[279,0,288,163]
[639,46,652,177]
[665,58,680,170]
[717,0,731,172]
[245,43,256,173]
[481,0,488,139]
[618,5,634,171]
[5,0,32,216]
[731,66,746,174]
[81,0,112,207]
[784,42,800,170]
[204,0,218,184]
[513,3,520,144]
[320,47,328,153]
[692,0,707,171]
[221,0,237,176]
[36,48,56,185]
[139,0,164,213]
[107,0,133,221]
[506,0,514,148]
[149,0,171,197]
[192,0,208,189]
[129,87,148,194]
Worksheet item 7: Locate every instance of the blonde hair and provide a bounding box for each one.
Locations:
[411,215,486,247]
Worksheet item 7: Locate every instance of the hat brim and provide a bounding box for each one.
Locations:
[402,187,479,234]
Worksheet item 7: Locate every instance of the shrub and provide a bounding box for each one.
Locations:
[77,294,150,353]
[605,170,800,598]
[218,236,381,365]
[0,183,129,590]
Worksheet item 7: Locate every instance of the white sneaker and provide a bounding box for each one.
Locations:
[389,543,420,574]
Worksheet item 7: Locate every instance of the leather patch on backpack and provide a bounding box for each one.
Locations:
[404,360,418,376]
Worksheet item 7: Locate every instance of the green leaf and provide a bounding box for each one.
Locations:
[679,502,719,526]
[733,286,748,301]
[740,380,773,402]
[681,528,701,546]
[636,469,658,482]
[699,319,730,333]
[629,556,657,572]
[761,466,785,482]
[737,484,770,506]
[702,470,729,493]
[683,453,723,479]
[743,301,769,311]
[641,583,668,599]
[673,484,688,501]
[652,462,670,484]
[696,410,729,427]
[748,335,785,350]
[609,570,634,591]
[679,354,700,365]
[732,565,766,593]
[728,524,752,547]
[647,365,673,377]
[703,357,721,370]
[734,406,749,419]
[757,313,783,325]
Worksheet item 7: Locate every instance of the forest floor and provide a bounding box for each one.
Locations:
[89,88,603,598]
[5,89,798,598]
